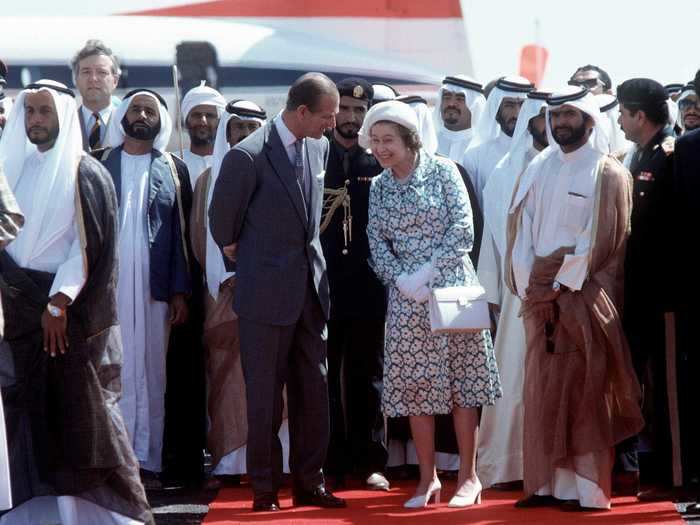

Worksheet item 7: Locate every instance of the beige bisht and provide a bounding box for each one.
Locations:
[190,168,247,466]
[505,156,645,498]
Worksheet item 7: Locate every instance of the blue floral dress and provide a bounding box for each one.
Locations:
[367,151,502,417]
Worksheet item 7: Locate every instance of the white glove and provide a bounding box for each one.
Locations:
[396,262,434,301]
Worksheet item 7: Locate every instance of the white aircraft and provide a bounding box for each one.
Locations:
[1,1,475,112]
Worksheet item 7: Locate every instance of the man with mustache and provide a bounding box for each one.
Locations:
[180,83,226,187]
[507,86,643,511]
[96,90,192,489]
[320,77,389,491]
[677,82,699,134]
[0,80,152,523]
[569,65,613,96]
[434,75,486,162]
[71,40,121,152]
[615,78,676,500]
[477,91,549,491]
[462,76,533,207]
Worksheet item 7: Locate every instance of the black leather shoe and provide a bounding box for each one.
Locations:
[293,486,347,508]
[514,495,560,508]
[252,494,280,512]
[684,502,700,514]
[560,499,608,512]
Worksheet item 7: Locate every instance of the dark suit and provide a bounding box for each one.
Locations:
[209,118,330,496]
[672,129,700,485]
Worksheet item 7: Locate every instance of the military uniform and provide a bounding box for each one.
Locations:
[321,135,387,480]
[623,126,675,486]
[321,79,389,479]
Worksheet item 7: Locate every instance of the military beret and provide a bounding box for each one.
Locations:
[336,77,373,102]
[617,78,667,109]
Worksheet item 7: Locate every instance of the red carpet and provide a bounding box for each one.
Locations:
[202,480,683,524]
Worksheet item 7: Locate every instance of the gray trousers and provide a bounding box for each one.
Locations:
[238,283,329,496]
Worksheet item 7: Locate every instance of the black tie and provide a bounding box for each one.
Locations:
[88,112,101,150]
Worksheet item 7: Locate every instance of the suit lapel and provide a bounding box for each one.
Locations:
[306,140,321,236]
[264,123,309,230]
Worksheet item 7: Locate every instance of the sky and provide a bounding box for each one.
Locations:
[462,0,698,89]
[3,0,698,89]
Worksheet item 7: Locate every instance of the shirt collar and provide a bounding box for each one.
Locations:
[81,104,112,124]
[275,113,301,149]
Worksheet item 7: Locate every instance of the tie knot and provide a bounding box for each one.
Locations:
[93,112,101,122]
[294,139,303,154]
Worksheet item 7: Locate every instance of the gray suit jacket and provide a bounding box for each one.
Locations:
[209,120,330,326]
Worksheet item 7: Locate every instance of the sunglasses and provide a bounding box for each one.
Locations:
[568,78,602,90]
[679,98,700,111]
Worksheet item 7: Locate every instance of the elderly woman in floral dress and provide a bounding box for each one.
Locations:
[362,101,501,509]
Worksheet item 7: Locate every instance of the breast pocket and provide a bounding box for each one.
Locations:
[564,193,589,235]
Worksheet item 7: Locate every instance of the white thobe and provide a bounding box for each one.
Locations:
[510,142,610,509]
[476,148,538,487]
[436,127,474,163]
[462,132,511,208]
[1,153,141,524]
[512,142,599,297]
[116,152,170,473]
[183,150,212,189]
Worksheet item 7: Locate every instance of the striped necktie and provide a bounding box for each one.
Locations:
[88,112,101,150]
[294,139,308,210]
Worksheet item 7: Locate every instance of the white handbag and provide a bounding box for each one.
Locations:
[428,285,491,334]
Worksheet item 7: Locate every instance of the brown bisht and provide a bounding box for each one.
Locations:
[505,155,644,498]
[0,155,152,523]
[189,168,248,465]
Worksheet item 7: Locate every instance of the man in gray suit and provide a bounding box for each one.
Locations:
[209,73,345,512]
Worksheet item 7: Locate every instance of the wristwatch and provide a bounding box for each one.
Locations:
[47,303,65,318]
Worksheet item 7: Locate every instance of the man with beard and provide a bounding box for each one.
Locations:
[189,100,274,486]
[615,79,676,499]
[434,76,486,162]
[0,80,152,524]
[180,82,226,187]
[677,82,699,134]
[477,91,549,491]
[97,90,191,488]
[463,76,533,207]
[569,65,613,96]
[71,40,121,151]
[507,86,643,511]
[319,77,389,491]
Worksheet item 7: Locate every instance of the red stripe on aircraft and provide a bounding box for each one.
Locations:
[125,0,462,18]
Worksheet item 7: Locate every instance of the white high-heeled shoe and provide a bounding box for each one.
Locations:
[403,480,442,508]
[448,479,483,508]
